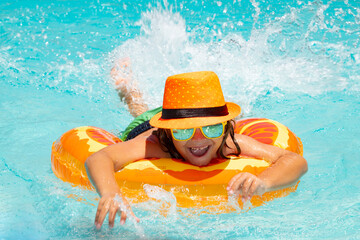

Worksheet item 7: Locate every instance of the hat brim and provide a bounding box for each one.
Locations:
[149,102,241,129]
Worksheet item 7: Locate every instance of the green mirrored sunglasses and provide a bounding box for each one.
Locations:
[170,122,226,141]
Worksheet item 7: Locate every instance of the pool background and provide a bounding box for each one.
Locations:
[1,0,359,239]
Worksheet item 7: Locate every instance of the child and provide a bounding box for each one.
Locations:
[85,66,308,229]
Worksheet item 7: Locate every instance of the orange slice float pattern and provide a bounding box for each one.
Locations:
[51,118,303,212]
[86,128,122,145]
[235,119,279,145]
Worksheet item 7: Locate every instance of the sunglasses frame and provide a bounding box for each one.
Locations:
[170,122,226,141]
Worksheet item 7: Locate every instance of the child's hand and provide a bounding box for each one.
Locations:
[94,192,139,229]
[227,172,268,202]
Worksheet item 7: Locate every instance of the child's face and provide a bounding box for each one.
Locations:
[172,128,224,166]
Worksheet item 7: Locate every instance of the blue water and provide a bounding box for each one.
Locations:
[1,0,360,239]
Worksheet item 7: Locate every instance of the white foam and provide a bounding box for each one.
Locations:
[143,184,177,217]
[109,2,359,114]
[113,194,146,238]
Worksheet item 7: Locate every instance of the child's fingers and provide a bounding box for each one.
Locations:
[120,197,140,224]
[241,176,255,200]
[227,173,243,191]
[95,201,102,226]
[248,179,260,198]
[120,211,127,225]
[128,207,140,223]
[117,207,140,225]
[95,198,111,229]
[108,202,119,228]
[228,173,248,194]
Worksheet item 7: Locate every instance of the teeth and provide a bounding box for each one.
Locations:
[190,146,208,151]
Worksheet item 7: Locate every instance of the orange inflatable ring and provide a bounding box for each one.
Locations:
[51,118,303,212]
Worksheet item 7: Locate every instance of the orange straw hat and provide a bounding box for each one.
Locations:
[150,71,241,129]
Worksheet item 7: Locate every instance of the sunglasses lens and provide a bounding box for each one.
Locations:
[202,123,224,138]
[172,128,194,141]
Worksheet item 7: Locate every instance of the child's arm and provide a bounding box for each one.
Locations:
[227,134,308,201]
[85,135,166,229]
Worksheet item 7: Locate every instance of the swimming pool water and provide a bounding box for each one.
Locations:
[1,0,359,239]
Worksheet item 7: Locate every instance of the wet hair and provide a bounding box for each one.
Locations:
[152,120,241,160]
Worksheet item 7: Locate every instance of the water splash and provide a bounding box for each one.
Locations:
[110,1,360,114]
[1,1,360,239]
[227,192,253,212]
[2,1,359,114]
[143,184,177,218]
[113,194,146,238]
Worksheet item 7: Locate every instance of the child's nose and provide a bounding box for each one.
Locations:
[191,128,206,140]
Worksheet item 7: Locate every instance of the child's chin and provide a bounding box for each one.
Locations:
[186,156,212,166]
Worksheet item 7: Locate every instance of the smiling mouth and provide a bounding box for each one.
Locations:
[189,146,210,157]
